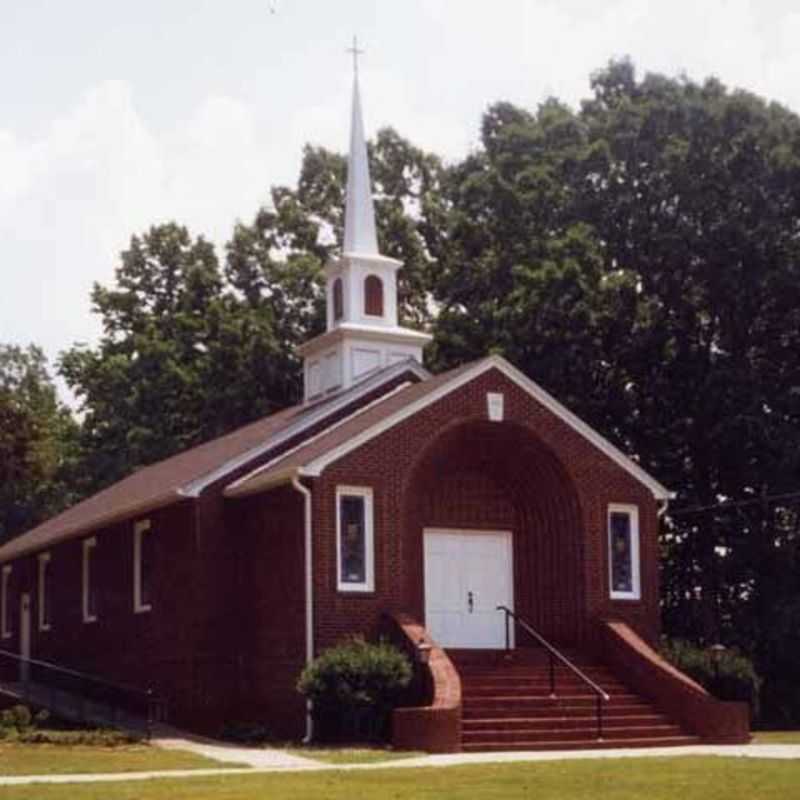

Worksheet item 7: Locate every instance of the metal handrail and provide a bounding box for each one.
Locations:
[0,649,165,739]
[496,605,609,740]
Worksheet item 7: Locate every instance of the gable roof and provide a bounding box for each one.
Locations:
[0,359,429,563]
[226,355,674,501]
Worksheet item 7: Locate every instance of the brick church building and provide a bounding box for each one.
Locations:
[0,69,749,751]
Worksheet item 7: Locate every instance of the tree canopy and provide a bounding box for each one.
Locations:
[0,345,79,541]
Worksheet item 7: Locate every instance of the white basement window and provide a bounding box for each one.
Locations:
[38,553,52,631]
[133,520,153,613]
[82,537,98,623]
[608,504,641,600]
[1,566,11,639]
[336,486,375,593]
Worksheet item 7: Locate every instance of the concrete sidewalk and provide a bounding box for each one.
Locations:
[151,724,318,769]
[0,742,798,787]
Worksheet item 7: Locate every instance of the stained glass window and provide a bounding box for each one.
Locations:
[610,512,633,593]
[340,496,366,584]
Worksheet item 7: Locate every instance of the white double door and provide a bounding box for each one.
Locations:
[423,529,514,649]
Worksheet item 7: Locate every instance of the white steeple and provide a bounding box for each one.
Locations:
[343,72,379,256]
[297,40,431,402]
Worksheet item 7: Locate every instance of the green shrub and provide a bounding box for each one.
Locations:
[0,704,139,746]
[661,638,761,717]
[0,705,33,733]
[17,728,138,746]
[297,638,412,743]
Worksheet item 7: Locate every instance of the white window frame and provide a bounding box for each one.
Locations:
[1,566,11,639]
[336,486,375,593]
[133,520,152,614]
[82,537,98,623]
[37,552,51,631]
[608,504,641,601]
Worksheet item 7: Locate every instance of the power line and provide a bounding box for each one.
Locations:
[670,490,800,517]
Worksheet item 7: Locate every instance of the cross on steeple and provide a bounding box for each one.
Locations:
[347,35,364,77]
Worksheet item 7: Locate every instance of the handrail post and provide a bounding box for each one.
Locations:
[146,688,153,741]
[597,694,604,740]
[504,608,510,651]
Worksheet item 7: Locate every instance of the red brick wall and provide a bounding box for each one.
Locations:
[0,501,216,727]
[310,367,662,654]
[226,486,307,739]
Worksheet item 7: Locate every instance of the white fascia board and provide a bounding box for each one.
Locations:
[224,466,305,499]
[303,354,674,501]
[0,491,181,564]
[341,251,403,268]
[180,359,430,498]
[224,381,415,499]
[297,324,432,357]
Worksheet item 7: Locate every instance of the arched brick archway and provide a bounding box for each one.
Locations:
[402,418,586,646]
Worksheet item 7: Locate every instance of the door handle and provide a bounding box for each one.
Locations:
[467,591,474,613]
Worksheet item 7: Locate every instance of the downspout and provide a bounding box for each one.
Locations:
[291,475,314,743]
[657,498,671,519]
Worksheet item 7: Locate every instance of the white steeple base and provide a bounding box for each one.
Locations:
[299,322,430,402]
[300,53,431,403]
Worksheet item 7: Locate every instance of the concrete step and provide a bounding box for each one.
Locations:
[461,736,703,752]
[462,713,671,731]
[461,681,625,696]
[462,702,654,720]
[462,724,684,744]
[462,692,643,706]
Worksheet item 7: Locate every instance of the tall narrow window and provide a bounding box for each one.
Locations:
[133,520,153,613]
[1,566,11,639]
[608,504,641,600]
[38,553,51,631]
[364,275,384,317]
[336,486,374,592]
[333,278,344,321]
[82,537,98,623]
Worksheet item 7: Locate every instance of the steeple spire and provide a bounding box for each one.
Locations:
[343,38,379,256]
[296,40,431,402]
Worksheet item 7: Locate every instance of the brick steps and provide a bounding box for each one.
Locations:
[462,703,653,720]
[452,649,696,752]
[464,724,684,744]
[462,736,702,752]
[463,713,671,731]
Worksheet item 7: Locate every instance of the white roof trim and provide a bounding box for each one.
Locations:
[302,355,674,500]
[297,323,432,357]
[0,491,180,564]
[225,466,305,498]
[224,381,413,499]
[180,359,429,497]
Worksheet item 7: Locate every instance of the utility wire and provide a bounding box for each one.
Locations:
[669,490,800,517]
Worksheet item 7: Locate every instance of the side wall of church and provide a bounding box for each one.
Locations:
[0,500,213,728]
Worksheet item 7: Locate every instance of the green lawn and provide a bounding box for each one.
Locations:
[752,730,800,744]
[0,757,798,799]
[0,743,232,776]
[286,747,423,764]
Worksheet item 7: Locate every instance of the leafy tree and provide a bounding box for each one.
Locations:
[59,223,301,489]
[0,345,79,542]
[576,62,800,666]
[430,61,800,721]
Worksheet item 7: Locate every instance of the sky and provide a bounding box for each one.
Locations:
[3,0,800,402]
